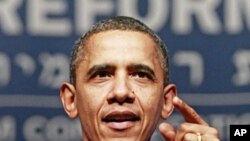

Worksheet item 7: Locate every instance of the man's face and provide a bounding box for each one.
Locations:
[62,30,175,141]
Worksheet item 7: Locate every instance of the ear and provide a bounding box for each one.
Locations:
[60,82,78,119]
[161,83,177,120]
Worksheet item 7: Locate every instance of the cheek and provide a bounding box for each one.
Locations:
[75,86,110,136]
[76,84,112,115]
[134,86,163,133]
[134,86,163,113]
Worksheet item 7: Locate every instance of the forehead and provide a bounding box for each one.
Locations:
[74,30,165,83]
[86,30,158,60]
[76,30,164,76]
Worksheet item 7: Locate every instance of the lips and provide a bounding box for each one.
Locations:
[102,111,140,130]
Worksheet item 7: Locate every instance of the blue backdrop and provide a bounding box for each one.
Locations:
[0,0,249,140]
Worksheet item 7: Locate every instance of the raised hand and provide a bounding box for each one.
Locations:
[159,96,220,141]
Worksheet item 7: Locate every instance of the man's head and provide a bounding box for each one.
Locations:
[60,16,177,141]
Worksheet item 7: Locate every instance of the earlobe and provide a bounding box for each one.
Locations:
[161,84,177,120]
[60,82,78,119]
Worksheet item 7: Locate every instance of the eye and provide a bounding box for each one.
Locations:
[131,71,153,80]
[92,71,112,78]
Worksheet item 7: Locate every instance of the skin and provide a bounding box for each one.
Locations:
[60,30,220,141]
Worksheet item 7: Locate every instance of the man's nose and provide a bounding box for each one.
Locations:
[107,74,135,104]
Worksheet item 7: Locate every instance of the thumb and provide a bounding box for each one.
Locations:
[159,122,176,141]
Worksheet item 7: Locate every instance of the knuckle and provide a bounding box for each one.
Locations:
[183,133,193,141]
[179,123,189,132]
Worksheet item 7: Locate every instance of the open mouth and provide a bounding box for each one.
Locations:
[102,111,140,130]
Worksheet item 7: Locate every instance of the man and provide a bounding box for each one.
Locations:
[60,16,220,141]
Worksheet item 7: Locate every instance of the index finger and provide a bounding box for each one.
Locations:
[173,96,208,126]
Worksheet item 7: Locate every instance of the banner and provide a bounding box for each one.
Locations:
[0,0,249,140]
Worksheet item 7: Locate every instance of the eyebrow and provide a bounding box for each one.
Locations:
[86,64,156,80]
[87,64,115,77]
